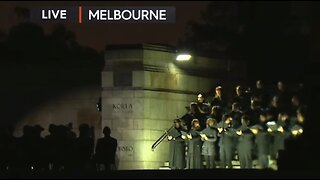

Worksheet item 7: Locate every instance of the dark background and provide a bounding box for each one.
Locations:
[0,1,319,177]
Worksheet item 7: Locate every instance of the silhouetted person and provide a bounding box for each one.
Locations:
[95,126,118,171]
[17,125,35,171]
[0,125,17,172]
[4,125,18,172]
[31,125,46,172]
[66,122,77,141]
[71,123,94,173]
[44,124,60,171]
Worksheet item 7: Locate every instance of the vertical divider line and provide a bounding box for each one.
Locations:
[79,6,82,24]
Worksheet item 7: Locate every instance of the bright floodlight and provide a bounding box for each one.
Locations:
[176,54,192,61]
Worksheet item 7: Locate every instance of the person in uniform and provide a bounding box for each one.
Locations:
[236,115,254,169]
[167,119,187,170]
[180,102,198,131]
[274,81,291,113]
[186,119,203,169]
[232,85,250,112]
[196,94,211,130]
[200,118,218,169]
[244,100,262,126]
[251,80,269,109]
[217,114,236,169]
[229,102,243,129]
[269,112,291,161]
[253,111,271,169]
[211,86,228,121]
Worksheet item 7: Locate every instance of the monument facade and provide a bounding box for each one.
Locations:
[101,44,246,169]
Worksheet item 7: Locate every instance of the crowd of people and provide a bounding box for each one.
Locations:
[167,80,307,170]
[0,123,117,174]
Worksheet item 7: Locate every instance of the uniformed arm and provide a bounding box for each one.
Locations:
[225,127,237,137]
[168,129,188,141]
[186,130,200,140]
[206,130,217,142]
[181,131,188,140]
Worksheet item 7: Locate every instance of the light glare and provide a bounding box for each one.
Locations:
[176,54,191,61]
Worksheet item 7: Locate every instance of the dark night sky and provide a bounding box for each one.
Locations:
[0,1,209,52]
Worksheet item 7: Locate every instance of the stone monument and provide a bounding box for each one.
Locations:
[101,44,246,169]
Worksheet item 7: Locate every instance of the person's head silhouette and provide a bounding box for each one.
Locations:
[103,126,111,137]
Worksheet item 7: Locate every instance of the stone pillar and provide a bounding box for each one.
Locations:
[101,44,245,169]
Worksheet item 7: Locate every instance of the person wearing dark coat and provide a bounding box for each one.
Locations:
[180,103,198,131]
[95,126,118,171]
[252,112,271,169]
[31,125,46,172]
[211,86,228,118]
[71,123,94,171]
[232,85,250,112]
[273,81,291,113]
[251,80,269,109]
[245,100,262,126]
[268,113,290,161]
[195,94,211,130]
[167,119,187,170]
[201,118,218,169]
[186,119,203,169]
[217,114,236,169]
[229,102,243,129]
[236,115,254,169]
[210,106,223,123]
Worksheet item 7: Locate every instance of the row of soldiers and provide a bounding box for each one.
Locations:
[166,80,307,169]
[0,123,117,173]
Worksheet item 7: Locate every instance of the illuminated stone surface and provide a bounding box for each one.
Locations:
[102,44,246,169]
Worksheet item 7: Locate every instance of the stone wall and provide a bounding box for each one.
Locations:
[101,44,245,169]
[14,86,102,140]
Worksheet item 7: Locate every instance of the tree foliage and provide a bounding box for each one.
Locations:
[179,2,313,82]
